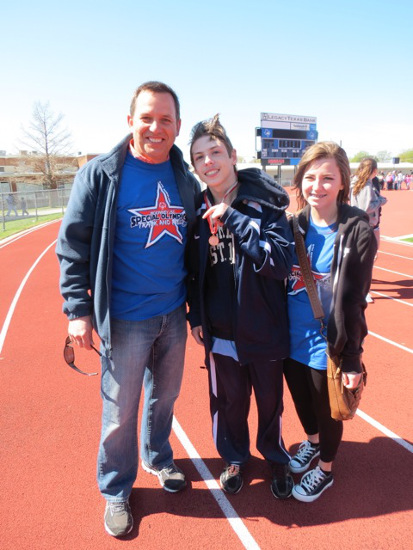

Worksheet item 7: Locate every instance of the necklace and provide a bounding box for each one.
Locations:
[204,181,238,246]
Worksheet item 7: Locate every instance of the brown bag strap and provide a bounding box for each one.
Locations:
[292,216,326,328]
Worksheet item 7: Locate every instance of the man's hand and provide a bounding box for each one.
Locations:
[68,316,95,351]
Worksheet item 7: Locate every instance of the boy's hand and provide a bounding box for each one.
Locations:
[203,203,228,226]
[191,326,204,346]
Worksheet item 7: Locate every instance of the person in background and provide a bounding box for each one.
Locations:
[385,171,393,190]
[405,172,411,190]
[20,197,29,216]
[396,171,404,190]
[187,114,294,499]
[56,81,199,538]
[350,157,387,247]
[285,142,377,502]
[6,193,18,217]
[376,171,385,190]
[351,157,386,303]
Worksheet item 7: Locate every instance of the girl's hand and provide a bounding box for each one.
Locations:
[342,371,363,390]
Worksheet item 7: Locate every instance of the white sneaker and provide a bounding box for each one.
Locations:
[289,440,320,473]
[292,466,334,502]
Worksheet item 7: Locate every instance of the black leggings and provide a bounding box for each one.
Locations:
[284,358,343,463]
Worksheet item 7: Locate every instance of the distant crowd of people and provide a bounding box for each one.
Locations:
[377,170,412,191]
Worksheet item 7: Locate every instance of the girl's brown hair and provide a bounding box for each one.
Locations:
[352,157,378,196]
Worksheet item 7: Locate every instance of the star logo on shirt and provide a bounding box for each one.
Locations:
[128,182,186,248]
[288,263,325,295]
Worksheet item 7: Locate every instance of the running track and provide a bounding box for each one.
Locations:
[1,190,412,549]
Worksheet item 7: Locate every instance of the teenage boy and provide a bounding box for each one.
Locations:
[187,115,294,498]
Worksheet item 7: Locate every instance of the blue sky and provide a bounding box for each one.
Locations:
[2,0,412,162]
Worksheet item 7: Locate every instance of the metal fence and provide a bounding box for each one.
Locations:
[1,187,72,232]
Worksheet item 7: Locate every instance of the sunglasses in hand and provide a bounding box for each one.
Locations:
[63,336,101,376]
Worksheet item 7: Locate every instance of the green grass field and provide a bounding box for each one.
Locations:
[0,213,63,240]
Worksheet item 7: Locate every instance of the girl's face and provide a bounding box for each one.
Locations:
[302,157,344,216]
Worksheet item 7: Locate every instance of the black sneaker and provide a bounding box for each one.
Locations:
[104,500,133,537]
[292,466,334,502]
[220,464,243,494]
[141,460,186,493]
[289,440,320,473]
[270,463,293,499]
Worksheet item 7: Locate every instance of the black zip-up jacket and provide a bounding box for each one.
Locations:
[292,204,377,373]
[187,168,294,366]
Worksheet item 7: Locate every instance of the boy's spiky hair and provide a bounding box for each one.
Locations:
[189,114,234,164]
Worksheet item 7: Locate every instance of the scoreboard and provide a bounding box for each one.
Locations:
[257,112,318,166]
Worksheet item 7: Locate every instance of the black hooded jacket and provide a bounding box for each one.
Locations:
[293,204,377,373]
[187,168,294,366]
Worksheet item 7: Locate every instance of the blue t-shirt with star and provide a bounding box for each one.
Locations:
[110,152,188,320]
[287,217,337,370]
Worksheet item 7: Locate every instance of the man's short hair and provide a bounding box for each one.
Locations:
[189,114,234,165]
[130,81,180,120]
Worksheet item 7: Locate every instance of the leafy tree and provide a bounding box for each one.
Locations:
[20,101,73,189]
[350,151,371,162]
[399,149,413,163]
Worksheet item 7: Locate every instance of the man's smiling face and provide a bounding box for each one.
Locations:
[128,90,181,164]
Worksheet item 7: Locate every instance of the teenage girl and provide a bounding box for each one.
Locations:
[284,142,377,502]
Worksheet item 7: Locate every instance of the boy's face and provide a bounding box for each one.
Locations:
[192,136,237,192]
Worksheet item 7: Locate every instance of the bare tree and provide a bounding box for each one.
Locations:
[20,101,73,189]
[376,150,392,162]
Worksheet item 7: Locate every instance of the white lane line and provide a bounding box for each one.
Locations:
[381,236,413,247]
[0,240,57,355]
[378,250,413,260]
[356,410,413,453]
[172,417,261,550]
[2,233,259,548]
[368,331,413,354]
[0,220,60,249]
[374,265,412,278]
[370,290,413,307]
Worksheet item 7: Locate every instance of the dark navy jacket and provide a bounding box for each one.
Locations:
[187,168,293,366]
[56,135,200,351]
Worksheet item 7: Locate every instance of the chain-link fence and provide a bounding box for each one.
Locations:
[1,187,72,232]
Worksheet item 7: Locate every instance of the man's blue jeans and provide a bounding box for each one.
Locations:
[97,304,187,502]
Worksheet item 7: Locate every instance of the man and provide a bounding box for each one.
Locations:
[56,81,199,537]
[187,115,294,499]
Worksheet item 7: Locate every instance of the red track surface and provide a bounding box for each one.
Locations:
[1,190,412,549]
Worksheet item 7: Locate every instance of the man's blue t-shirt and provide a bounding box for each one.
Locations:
[110,152,188,321]
[287,217,337,370]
